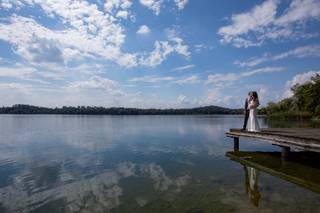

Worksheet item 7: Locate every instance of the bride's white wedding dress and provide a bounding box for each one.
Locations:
[247,99,260,132]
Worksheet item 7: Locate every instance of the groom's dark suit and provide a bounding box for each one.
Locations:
[242,97,250,130]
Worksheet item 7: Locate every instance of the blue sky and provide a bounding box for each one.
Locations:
[0,0,319,108]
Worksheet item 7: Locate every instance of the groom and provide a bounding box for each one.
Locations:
[242,92,252,131]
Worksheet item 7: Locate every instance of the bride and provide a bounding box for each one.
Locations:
[247,91,260,132]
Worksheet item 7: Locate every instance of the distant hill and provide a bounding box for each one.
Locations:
[0,104,243,115]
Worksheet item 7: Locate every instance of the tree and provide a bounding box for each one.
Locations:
[264,73,320,118]
[291,74,320,113]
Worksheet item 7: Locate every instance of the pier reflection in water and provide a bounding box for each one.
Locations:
[226,151,320,207]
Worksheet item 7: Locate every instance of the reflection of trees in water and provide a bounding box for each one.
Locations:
[243,165,261,207]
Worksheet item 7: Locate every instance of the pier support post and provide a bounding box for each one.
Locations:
[233,137,239,152]
[281,146,290,159]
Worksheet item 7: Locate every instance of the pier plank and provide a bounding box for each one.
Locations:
[226,128,320,152]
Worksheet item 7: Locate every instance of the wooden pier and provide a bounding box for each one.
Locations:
[226,128,320,154]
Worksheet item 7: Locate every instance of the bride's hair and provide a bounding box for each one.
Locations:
[252,91,259,100]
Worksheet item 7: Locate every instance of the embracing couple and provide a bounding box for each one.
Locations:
[242,91,260,132]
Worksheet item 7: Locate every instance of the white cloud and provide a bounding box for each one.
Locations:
[0,62,206,108]
[198,90,218,106]
[272,44,320,60]
[139,0,188,14]
[129,75,175,83]
[275,0,320,25]
[0,78,154,108]
[241,67,285,77]
[171,64,194,72]
[177,94,186,102]
[116,10,129,19]
[104,0,118,12]
[171,75,200,85]
[140,41,174,67]
[137,25,151,34]
[218,0,278,47]
[0,9,137,67]
[0,0,25,9]
[206,73,238,85]
[177,94,190,105]
[234,55,269,68]
[0,65,35,78]
[129,74,200,85]
[206,67,285,86]
[218,0,320,47]
[0,1,191,69]
[0,1,13,9]
[0,64,58,84]
[69,75,121,95]
[140,33,190,67]
[139,0,162,15]
[173,37,190,57]
[0,82,41,106]
[198,86,271,107]
[0,82,33,95]
[193,44,213,53]
[174,0,189,10]
[166,28,191,57]
[198,89,231,106]
[104,0,133,13]
[236,44,320,67]
[17,36,65,65]
[137,28,191,68]
[283,70,320,98]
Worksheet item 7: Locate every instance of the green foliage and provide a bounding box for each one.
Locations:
[267,111,312,120]
[265,74,320,119]
[291,74,320,113]
[257,107,267,115]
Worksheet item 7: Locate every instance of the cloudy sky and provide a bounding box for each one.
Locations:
[0,0,319,108]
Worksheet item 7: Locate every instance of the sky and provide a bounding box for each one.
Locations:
[0,0,319,108]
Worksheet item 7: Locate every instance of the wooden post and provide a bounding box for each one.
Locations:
[281,146,290,159]
[234,137,239,152]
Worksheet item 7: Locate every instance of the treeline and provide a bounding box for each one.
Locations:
[0,104,243,115]
[262,74,320,120]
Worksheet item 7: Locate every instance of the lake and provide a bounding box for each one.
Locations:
[0,115,319,213]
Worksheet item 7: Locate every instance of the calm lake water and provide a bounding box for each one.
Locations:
[0,115,319,213]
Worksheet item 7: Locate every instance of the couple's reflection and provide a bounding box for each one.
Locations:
[243,165,261,207]
[227,150,320,208]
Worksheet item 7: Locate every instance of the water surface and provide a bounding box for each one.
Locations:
[0,115,319,213]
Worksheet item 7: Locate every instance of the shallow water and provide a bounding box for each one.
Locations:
[0,115,319,213]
